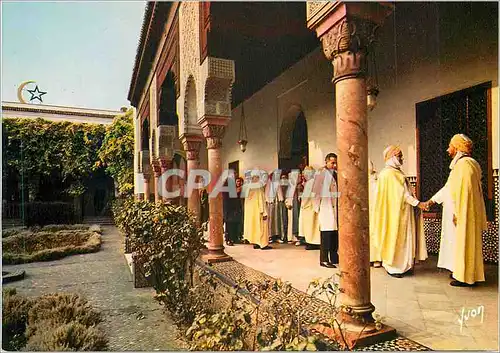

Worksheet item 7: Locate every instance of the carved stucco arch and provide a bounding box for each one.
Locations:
[279,104,307,159]
[184,75,198,129]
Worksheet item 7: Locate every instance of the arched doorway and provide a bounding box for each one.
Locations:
[141,118,150,151]
[185,75,198,127]
[278,105,309,171]
[159,71,178,126]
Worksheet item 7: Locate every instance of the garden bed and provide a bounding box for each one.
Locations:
[2,225,102,265]
[2,288,108,351]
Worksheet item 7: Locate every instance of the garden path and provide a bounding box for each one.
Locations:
[3,226,185,351]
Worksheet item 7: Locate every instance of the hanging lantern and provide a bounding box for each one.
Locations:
[238,103,248,152]
[366,36,380,111]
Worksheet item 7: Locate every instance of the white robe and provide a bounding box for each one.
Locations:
[382,177,421,274]
[312,168,338,231]
[430,152,464,272]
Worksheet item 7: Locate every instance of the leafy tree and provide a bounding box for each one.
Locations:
[2,118,106,200]
[98,108,135,196]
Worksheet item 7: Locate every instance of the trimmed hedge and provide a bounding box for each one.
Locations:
[2,226,102,265]
[2,289,107,351]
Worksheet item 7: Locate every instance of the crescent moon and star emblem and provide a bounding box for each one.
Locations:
[17,80,47,104]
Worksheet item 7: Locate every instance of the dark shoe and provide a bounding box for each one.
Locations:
[253,244,261,249]
[261,246,273,250]
[242,239,250,244]
[320,262,336,268]
[388,272,404,278]
[450,280,476,287]
[226,240,234,246]
[305,244,314,250]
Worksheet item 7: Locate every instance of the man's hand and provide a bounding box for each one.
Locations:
[417,202,427,210]
[453,214,457,226]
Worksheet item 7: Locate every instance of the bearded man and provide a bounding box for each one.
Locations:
[371,146,428,278]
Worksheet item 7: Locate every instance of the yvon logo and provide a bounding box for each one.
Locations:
[457,305,484,332]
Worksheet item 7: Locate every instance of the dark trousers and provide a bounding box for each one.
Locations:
[320,230,339,264]
[225,221,242,243]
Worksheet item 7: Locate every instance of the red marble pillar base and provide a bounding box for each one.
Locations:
[312,323,397,350]
[200,248,232,264]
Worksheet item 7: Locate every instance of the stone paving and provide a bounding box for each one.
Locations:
[224,242,499,351]
[2,226,184,351]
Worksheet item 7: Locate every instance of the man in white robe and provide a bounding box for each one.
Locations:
[372,146,428,277]
[313,153,339,268]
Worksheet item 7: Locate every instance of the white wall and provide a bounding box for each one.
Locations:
[221,2,498,176]
[221,47,337,174]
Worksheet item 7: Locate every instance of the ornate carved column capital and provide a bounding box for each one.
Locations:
[201,124,226,149]
[151,160,162,177]
[159,158,173,172]
[320,17,379,83]
[180,134,204,161]
[199,116,230,150]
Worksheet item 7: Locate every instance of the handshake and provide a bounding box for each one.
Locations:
[417,199,436,211]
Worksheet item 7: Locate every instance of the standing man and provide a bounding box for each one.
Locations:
[223,176,244,246]
[371,146,428,278]
[299,166,320,250]
[243,171,272,250]
[313,153,339,268]
[427,134,487,287]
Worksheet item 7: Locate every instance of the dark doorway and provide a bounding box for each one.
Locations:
[158,71,178,126]
[416,82,493,219]
[228,160,239,178]
[278,106,309,171]
[141,118,150,151]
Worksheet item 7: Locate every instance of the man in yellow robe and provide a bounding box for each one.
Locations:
[372,146,428,277]
[299,166,320,249]
[243,171,271,250]
[428,134,487,286]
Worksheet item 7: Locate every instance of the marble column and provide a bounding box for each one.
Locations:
[159,158,174,203]
[199,117,231,262]
[181,135,203,222]
[143,174,151,202]
[307,2,393,334]
[152,161,162,203]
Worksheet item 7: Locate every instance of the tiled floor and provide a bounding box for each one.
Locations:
[224,243,499,351]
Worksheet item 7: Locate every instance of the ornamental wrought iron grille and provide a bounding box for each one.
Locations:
[417,82,493,220]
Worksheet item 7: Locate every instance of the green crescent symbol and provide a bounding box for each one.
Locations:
[17,80,36,103]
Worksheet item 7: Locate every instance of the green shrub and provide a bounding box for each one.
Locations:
[26,322,108,351]
[2,291,107,351]
[112,198,205,326]
[2,227,27,238]
[2,289,32,351]
[26,293,102,339]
